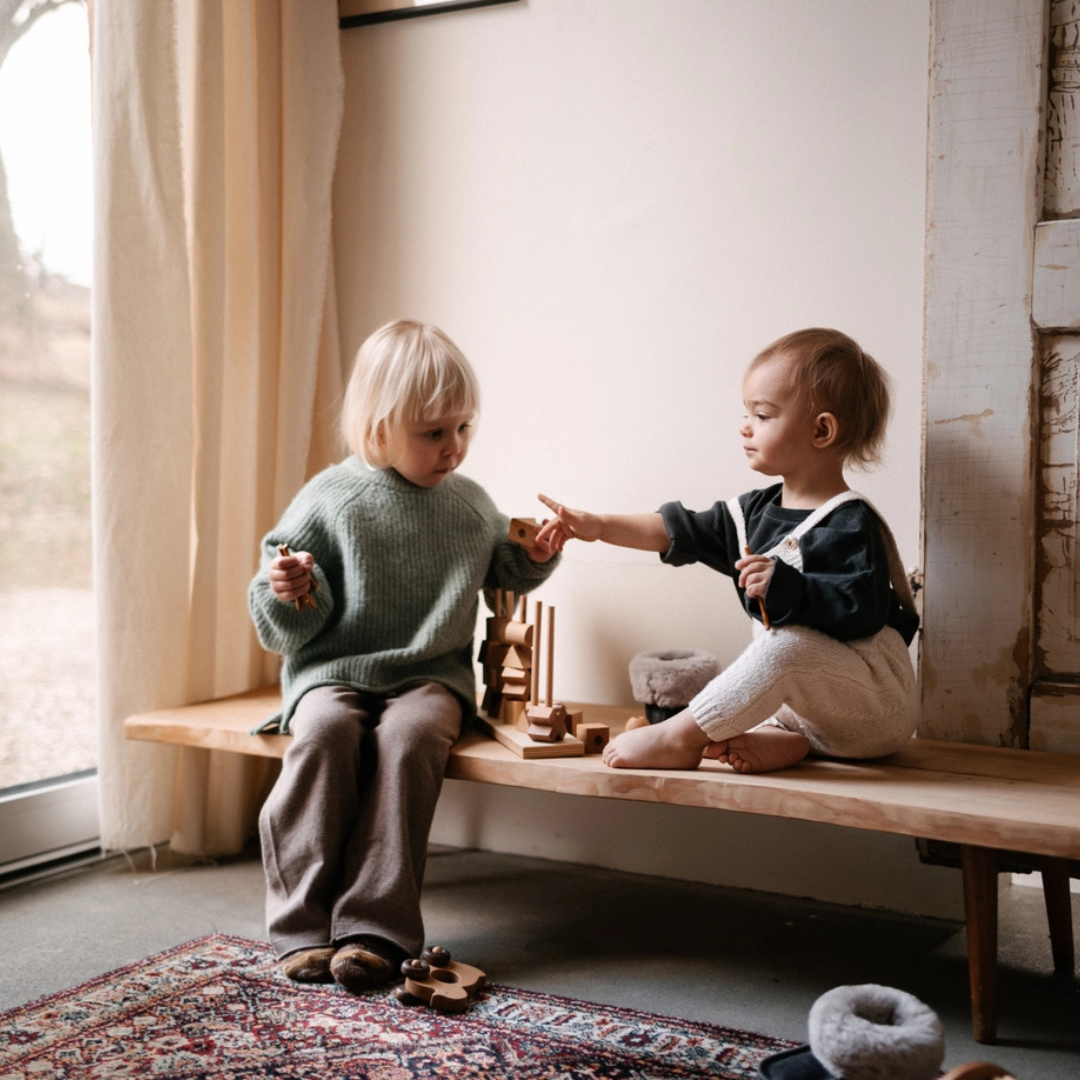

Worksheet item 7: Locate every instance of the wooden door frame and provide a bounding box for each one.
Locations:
[922,0,1049,746]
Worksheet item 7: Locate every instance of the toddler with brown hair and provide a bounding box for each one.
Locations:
[536,328,919,774]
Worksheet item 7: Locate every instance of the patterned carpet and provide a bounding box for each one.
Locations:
[0,934,795,1078]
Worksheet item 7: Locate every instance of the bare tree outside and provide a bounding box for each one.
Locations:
[0,0,93,790]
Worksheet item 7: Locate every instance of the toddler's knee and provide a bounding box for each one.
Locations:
[289,688,364,756]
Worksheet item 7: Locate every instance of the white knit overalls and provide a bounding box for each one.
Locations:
[687,491,920,759]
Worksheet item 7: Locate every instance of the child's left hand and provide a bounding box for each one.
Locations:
[735,553,775,599]
[524,534,558,564]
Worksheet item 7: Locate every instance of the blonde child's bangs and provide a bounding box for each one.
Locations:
[342,320,480,468]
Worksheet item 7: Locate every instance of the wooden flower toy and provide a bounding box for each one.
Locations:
[392,946,486,1014]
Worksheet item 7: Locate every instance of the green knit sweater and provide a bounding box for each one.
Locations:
[248,458,558,733]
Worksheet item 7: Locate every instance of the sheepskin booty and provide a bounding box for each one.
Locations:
[808,984,944,1080]
[280,946,336,984]
[629,649,719,722]
[330,937,400,993]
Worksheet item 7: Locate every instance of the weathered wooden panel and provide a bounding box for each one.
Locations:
[1037,336,1080,673]
[1033,220,1080,329]
[1046,0,1080,216]
[1031,682,1080,752]
[922,0,1048,745]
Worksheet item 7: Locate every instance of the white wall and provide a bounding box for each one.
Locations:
[333,1,957,917]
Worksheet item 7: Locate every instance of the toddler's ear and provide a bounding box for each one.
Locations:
[812,412,839,449]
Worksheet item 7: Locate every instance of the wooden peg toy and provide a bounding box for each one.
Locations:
[501,698,526,725]
[530,601,543,705]
[577,722,610,754]
[393,946,486,1013]
[508,517,540,550]
[743,545,771,629]
[526,702,567,743]
[503,620,534,647]
[624,715,650,731]
[276,544,318,610]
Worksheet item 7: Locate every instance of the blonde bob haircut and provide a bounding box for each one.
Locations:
[342,319,480,468]
[749,327,891,468]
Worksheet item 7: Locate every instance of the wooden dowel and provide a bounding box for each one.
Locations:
[744,546,771,630]
[518,594,527,621]
[495,588,503,618]
[506,592,515,622]
[532,600,542,706]
[546,604,555,706]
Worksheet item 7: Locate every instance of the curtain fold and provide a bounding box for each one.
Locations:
[91,0,344,855]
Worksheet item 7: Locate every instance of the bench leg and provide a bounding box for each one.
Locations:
[960,844,999,1043]
[1038,856,1075,976]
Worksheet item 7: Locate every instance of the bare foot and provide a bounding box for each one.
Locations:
[703,727,810,773]
[603,710,711,769]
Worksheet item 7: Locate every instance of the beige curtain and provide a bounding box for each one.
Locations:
[91,0,344,855]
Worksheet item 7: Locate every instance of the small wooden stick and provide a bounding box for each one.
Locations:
[495,588,504,618]
[531,600,542,706]
[517,594,527,622]
[545,604,555,706]
[277,544,318,611]
[744,546,770,629]
[506,591,515,622]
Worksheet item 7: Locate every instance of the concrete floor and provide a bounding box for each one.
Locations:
[0,843,1077,1077]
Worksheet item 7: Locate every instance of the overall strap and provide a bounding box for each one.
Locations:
[769,490,917,614]
[758,490,867,569]
[731,490,916,615]
[726,496,748,555]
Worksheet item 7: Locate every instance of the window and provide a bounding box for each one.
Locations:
[0,1,97,872]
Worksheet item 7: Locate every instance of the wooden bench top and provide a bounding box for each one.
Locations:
[124,686,1080,862]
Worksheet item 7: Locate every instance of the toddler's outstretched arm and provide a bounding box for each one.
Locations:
[535,494,669,554]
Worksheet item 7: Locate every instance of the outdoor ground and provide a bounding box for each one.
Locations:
[0,279,95,789]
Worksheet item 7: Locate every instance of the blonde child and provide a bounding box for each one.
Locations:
[536,327,919,775]
[249,320,558,990]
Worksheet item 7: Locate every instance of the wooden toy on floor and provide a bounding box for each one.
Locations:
[623,715,650,731]
[277,544,319,611]
[393,946,486,1013]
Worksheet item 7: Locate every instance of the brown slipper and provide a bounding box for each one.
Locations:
[330,938,398,993]
[281,946,336,984]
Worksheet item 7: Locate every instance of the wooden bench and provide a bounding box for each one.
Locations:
[124,686,1080,1044]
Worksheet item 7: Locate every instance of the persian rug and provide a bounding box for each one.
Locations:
[0,934,795,1079]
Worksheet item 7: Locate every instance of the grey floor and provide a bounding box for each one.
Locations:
[0,843,1077,1078]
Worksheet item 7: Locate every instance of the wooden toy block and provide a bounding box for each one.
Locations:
[577,722,609,754]
[500,698,526,725]
[481,687,503,717]
[482,666,504,689]
[508,517,540,550]
[394,946,486,1014]
[567,710,585,736]
[500,686,528,701]
[478,640,510,666]
[505,645,532,670]
[503,621,534,647]
[624,714,650,731]
[500,667,529,686]
[526,702,568,743]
